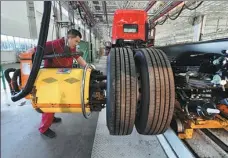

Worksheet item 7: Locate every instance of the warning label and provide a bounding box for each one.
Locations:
[57,68,71,74]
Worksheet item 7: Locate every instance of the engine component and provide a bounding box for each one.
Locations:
[106,47,137,135]
[217,103,228,119]
[89,70,106,112]
[134,47,175,135]
[186,101,220,120]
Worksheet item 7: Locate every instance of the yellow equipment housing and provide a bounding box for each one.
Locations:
[30,68,91,113]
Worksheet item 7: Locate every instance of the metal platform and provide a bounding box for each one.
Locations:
[91,108,194,158]
[91,56,194,158]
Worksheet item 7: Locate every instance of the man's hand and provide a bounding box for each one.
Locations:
[87,68,92,73]
[76,56,95,73]
[76,56,87,67]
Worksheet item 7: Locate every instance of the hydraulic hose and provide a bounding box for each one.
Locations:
[11,1,52,102]
[11,69,21,93]
[4,68,16,94]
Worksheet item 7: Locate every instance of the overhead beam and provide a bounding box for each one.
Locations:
[93,12,155,16]
[78,1,96,26]
[145,1,156,12]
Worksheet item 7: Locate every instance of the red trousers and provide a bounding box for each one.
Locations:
[39,113,54,133]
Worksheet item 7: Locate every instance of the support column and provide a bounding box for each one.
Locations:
[67,2,75,29]
[26,1,37,39]
[83,24,86,41]
[59,2,63,21]
[53,1,61,39]
[193,15,206,42]
[95,36,97,59]
[89,28,93,63]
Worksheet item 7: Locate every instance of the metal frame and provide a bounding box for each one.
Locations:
[81,64,91,119]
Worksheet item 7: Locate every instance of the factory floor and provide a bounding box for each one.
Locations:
[1,59,172,158]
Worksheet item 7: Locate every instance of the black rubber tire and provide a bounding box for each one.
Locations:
[106,47,137,135]
[134,47,175,135]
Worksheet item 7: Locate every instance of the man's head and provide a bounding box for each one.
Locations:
[67,29,82,48]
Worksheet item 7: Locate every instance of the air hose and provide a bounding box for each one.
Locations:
[11,69,21,93]
[11,1,52,102]
[4,68,16,95]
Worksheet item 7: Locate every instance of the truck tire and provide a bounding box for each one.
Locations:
[106,47,137,135]
[134,48,175,135]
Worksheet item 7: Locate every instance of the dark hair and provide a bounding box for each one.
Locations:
[67,29,82,38]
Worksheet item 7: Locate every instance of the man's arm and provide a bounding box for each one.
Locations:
[76,56,87,67]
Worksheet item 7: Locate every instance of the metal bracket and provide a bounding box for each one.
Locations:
[56,21,75,28]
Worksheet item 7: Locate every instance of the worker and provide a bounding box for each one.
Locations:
[28,29,88,138]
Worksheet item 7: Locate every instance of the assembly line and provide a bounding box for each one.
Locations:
[1,1,228,158]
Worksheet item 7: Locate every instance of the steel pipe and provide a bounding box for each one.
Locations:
[145,1,157,12]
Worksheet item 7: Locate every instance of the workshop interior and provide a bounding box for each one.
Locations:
[1,1,228,158]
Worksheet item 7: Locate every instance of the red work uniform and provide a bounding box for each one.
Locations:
[34,37,80,133]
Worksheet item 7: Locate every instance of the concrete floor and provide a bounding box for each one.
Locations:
[1,63,99,158]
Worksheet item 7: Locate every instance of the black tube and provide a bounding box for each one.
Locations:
[11,1,52,102]
[168,5,185,21]
[93,75,107,81]
[42,52,80,59]
[184,1,203,10]
[90,82,107,89]
[11,69,21,93]
[90,99,106,104]
[4,68,16,94]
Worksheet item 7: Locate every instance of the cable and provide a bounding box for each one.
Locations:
[77,3,93,28]
[78,5,84,21]
[168,4,185,20]
[155,15,168,27]
[158,16,168,25]
[154,1,203,27]
[184,1,203,10]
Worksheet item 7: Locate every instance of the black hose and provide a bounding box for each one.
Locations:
[11,69,21,93]
[155,1,203,26]
[4,68,16,94]
[77,4,92,27]
[184,1,203,10]
[157,16,168,25]
[78,5,84,21]
[11,1,52,102]
[168,5,185,21]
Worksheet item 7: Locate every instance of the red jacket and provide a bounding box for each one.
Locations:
[34,37,80,68]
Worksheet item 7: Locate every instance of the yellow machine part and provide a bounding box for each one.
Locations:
[31,68,91,113]
[178,115,228,139]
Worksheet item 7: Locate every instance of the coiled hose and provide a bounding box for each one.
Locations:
[4,68,22,95]
[4,68,16,95]
[11,69,21,93]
